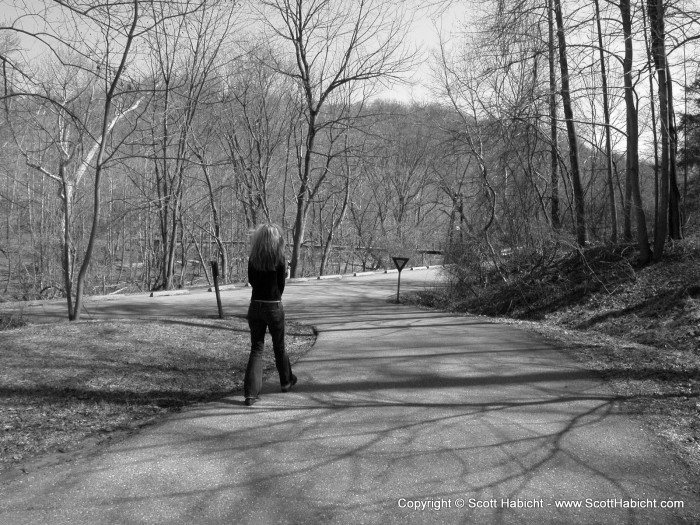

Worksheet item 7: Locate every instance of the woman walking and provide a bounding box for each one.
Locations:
[243,223,297,407]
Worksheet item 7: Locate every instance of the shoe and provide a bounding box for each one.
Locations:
[281,375,297,393]
[244,397,259,407]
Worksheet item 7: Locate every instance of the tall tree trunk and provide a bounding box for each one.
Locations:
[196,151,229,282]
[72,5,140,319]
[641,1,661,237]
[623,158,633,240]
[166,198,180,289]
[648,0,671,259]
[547,0,560,230]
[60,172,75,320]
[290,118,317,278]
[665,63,683,240]
[319,174,350,276]
[594,0,618,243]
[621,0,651,264]
[554,0,587,246]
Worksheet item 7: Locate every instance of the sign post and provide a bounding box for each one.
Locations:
[210,261,224,319]
[392,256,409,303]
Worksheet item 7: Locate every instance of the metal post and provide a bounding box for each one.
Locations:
[211,261,223,319]
[396,270,402,303]
[391,257,409,304]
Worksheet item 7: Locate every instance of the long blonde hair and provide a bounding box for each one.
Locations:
[249,223,286,271]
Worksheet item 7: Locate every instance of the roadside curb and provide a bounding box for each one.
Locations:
[207,284,237,292]
[150,290,190,298]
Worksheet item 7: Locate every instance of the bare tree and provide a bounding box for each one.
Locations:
[220,47,296,229]
[553,0,586,246]
[546,0,560,230]
[143,0,235,290]
[258,0,414,277]
[648,0,676,259]
[620,0,651,263]
[5,1,143,319]
[317,140,352,276]
[593,0,618,243]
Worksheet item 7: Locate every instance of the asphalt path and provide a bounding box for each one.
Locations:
[1,269,698,524]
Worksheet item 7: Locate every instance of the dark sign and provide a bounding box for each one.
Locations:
[392,257,409,272]
[391,257,409,303]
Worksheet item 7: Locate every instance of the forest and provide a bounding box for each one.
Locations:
[1,0,699,321]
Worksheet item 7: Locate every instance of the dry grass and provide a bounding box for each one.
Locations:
[0,316,315,478]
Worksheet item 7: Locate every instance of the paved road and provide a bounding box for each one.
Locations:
[1,269,698,524]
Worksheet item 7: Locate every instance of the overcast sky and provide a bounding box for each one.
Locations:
[0,0,469,103]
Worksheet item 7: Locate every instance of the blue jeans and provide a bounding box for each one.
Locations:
[244,301,293,399]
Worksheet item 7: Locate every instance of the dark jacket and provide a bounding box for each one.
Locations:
[248,261,286,301]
